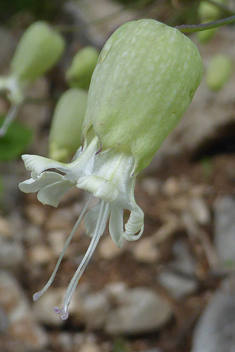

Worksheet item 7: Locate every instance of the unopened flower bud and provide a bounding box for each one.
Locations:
[49,88,88,161]
[83,19,203,174]
[206,54,233,91]
[198,0,225,22]
[66,46,99,90]
[10,21,65,85]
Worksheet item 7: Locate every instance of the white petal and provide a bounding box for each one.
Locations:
[123,206,144,241]
[19,171,63,193]
[109,207,124,247]
[21,155,70,175]
[77,175,118,203]
[37,180,73,207]
[84,202,110,237]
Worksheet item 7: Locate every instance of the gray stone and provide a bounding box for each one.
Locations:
[171,240,196,275]
[0,270,48,349]
[191,276,235,352]
[157,270,197,298]
[214,196,235,265]
[0,237,24,269]
[105,287,172,335]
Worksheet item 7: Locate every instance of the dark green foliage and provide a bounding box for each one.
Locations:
[0,116,32,161]
[0,0,66,23]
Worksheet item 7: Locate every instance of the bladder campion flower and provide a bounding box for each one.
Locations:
[0,21,65,136]
[19,19,203,320]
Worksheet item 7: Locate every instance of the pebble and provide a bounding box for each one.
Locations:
[105,287,172,334]
[141,178,160,196]
[133,237,159,263]
[48,230,67,257]
[171,240,196,275]
[157,270,197,298]
[0,216,11,237]
[214,196,235,265]
[28,245,52,265]
[83,291,110,329]
[0,270,48,349]
[191,276,235,352]
[190,197,210,225]
[71,289,109,329]
[25,204,46,226]
[45,208,74,232]
[162,177,180,197]
[0,237,24,269]
[80,341,101,352]
[98,235,122,260]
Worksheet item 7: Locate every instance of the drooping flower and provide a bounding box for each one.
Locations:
[19,19,203,320]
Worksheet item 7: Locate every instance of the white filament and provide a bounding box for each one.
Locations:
[33,195,92,302]
[54,200,109,320]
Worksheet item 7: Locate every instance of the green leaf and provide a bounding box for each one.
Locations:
[0,115,33,161]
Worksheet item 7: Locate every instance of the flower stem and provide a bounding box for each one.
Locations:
[175,15,235,33]
[0,105,20,137]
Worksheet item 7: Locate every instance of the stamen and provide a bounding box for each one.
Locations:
[33,195,92,302]
[54,200,110,320]
[0,105,20,136]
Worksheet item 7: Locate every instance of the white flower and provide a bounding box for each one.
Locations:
[19,136,144,320]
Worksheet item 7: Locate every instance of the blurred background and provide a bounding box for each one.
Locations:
[0,0,235,351]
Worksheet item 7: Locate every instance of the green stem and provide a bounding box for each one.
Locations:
[175,15,235,33]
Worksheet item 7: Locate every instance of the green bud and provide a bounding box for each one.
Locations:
[82,19,203,174]
[49,88,88,162]
[10,21,65,84]
[66,46,99,90]
[196,27,217,43]
[198,0,225,22]
[206,54,233,91]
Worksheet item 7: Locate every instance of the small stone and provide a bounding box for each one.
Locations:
[45,208,74,232]
[0,271,48,349]
[141,178,160,196]
[105,287,172,334]
[83,292,110,329]
[157,270,197,298]
[48,230,67,257]
[162,177,179,197]
[25,204,46,226]
[98,236,122,260]
[190,197,210,225]
[191,276,235,352]
[0,216,11,237]
[0,237,24,268]
[80,341,101,352]
[105,282,128,301]
[28,245,52,265]
[214,196,235,265]
[133,237,159,263]
[171,240,196,275]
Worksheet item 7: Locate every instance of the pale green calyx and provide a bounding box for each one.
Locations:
[82,19,203,174]
[66,46,99,90]
[49,88,88,162]
[10,21,65,84]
